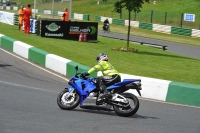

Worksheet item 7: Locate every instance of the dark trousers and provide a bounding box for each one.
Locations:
[96,74,121,93]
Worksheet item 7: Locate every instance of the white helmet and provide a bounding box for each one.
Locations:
[96,53,108,63]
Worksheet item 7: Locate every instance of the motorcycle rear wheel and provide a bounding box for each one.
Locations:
[113,93,139,117]
[57,89,80,110]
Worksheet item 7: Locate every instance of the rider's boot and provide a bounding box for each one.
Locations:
[96,86,112,105]
[101,89,112,100]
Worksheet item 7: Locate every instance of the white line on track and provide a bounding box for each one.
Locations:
[1,47,199,109]
[0,80,58,93]
[0,47,69,81]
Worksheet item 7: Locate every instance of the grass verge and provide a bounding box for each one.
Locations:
[0,22,200,85]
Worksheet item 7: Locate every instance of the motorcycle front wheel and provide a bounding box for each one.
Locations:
[113,93,139,117]
[57,89,80,110]
[107,27,110,32]
[103,26,110,33]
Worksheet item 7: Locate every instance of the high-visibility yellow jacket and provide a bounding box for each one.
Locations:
[88,61,120,76]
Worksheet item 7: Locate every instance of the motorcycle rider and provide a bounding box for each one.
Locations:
[81,53,121,104]
[103,18,109,31]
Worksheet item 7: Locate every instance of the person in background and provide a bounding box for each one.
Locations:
[61,8,70,22]
[103,18,109,30]
[104,18,109,24]
[23,4,32,34]
[18,6,24,31]
[81,53,121,105]
[36,14,41,20]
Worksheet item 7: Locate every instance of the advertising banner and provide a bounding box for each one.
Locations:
[66,22,98,41]
[23,19,37,33]
[0,11,14,25]
[184,13,195,22]
[40,20,98,41]
[41,21,65,38]
[30,19,37,33]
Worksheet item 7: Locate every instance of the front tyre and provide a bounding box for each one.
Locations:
[57,89,80,110]
[107,27,110,33]
[113,93,139,117]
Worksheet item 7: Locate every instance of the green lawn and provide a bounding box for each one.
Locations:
[1,0,200,85]
[0,22,200,85]
[3,0,200,47]
[10,0,200,29]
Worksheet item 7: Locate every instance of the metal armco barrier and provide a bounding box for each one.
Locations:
[140,42,168,51]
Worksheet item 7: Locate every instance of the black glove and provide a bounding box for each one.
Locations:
[81,72,89,77]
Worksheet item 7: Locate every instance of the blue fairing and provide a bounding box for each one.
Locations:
[68,78,96,104]
[107,79,140,90]
[67,86,74,92]
[123,79,141,82]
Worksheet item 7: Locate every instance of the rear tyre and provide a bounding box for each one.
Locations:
[113,93,139,117]
[57,89,80,110]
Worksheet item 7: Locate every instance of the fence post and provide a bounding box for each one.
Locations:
[164,12,167,25]
[111,11,113,18]
[134,11,136,21]
[120,7,122,19]
[180,13,183,27]
[198,14,200,30]
[150,10,153,23]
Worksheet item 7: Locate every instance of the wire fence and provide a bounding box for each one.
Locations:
[99,10,200,30]
[1,0,200,30]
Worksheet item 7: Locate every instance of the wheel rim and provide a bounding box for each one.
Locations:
[60,92,76,106]
[118,98,136,112]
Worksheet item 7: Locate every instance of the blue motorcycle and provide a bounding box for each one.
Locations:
[57,66,142,117]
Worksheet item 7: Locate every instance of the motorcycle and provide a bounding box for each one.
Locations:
[103,23,110,33]
[57,66,142,117]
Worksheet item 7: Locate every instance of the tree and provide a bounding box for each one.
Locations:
[114,0,149,51]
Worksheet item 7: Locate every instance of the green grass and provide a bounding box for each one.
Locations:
[0,22,200,85]
[3,0,200,47]
[1,0,200,85]
[10,0,200,29]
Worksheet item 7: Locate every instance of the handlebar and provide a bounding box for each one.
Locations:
[74,73,83,78]
[74,73,91,80]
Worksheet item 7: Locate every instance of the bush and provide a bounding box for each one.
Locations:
[112,46,138,53]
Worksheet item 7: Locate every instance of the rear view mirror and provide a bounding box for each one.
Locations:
[75,65,78,71]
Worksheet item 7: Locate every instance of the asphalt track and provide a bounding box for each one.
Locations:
[98,31,200,59]
[0,47,200,133]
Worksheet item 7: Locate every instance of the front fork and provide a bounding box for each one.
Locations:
[64,87,75,99]
[66,87,86,104]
